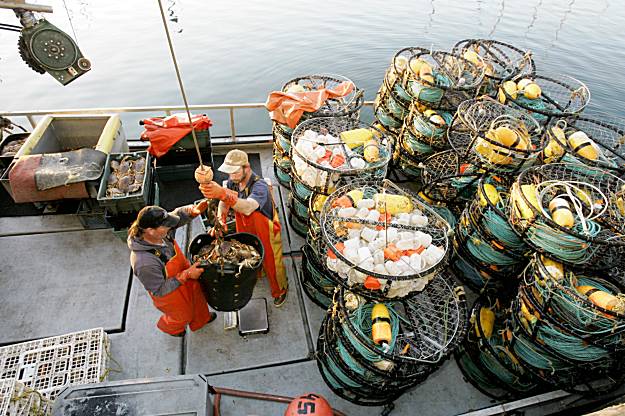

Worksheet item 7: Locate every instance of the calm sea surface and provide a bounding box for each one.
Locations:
[1,0,624,138]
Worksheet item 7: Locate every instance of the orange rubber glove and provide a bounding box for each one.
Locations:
[190,199,209,218]
[177,262,204,283]
[199,182,238,206]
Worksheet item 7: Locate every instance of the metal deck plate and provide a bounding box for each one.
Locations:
[0,229,130,344]
[237,298,269,336]
[185,256,311,375]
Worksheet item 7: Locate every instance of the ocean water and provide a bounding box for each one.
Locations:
[0,0,624,138]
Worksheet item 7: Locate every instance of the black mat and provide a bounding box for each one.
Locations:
[0,180,79,217]
[156,153,261,211]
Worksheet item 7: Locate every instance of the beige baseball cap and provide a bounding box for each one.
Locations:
[218,149,249,174]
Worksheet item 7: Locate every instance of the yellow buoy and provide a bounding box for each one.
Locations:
[503,80,518,99]
[340,128,375,149]
[512,183,540,220]
[286,84,306,94]
[463,50,481,66]
[312,194,328,212]
[540,255,564,281]
[548,197,575,228]
[371,303,393,346]
[409,58,428,75]
[544,125,566,161]
[394,55,409,73]
[568,131,600,161]
[523,83,542,100]
[576,285,625,315]
[478,183,501,207]
[516,78,533,91]
[374,193,413,214]
[423,109,446,127]
[364,139,380,163]
[476,307,495,339]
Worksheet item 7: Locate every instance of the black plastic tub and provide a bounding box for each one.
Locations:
[0,132,30,169]
[189,232,264,312]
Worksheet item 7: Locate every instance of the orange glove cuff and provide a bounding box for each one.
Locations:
[223,189,239,206]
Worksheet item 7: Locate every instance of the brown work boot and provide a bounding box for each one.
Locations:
[273,292,287,308]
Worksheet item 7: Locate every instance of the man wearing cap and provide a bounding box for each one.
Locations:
[128,203,217,336]
[195,149,288,307]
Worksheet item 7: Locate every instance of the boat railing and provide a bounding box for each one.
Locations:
[1,101,375,143]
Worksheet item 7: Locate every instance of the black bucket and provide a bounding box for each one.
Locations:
[189,232,264,312]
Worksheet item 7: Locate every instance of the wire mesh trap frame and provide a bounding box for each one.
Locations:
[542,114,625,174]
[508,163,625,270]
[290,117,391,195]
[0,328,109,401]
[463,293,545,398]
[499,73,590,124]
[334,273,467,365]
[316,317,412,407]
[401,103,454,152]
[300,244,335,309]
[272,122,292,155]
[451,39,536,82]
[281,74,364,121]
[382,47,429,106]
[319,179,451,299]
[519,254,625,352]
[419,149,483,206]
[448,98,545,175]
[505,296,625,394]
[400,50,486,111]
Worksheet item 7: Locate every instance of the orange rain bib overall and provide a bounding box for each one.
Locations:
[150,240,211,335]
[231,177,288,299]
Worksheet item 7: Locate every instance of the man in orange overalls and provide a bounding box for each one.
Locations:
[196,149,289,307]
[128,204,217,336]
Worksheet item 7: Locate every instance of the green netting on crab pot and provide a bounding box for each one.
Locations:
[334,273,467,370]
[499,73,590,125]
[401,50,486,111]
[272,123,292,154]
[407,105,454,150]
[374,98,404,131]
[520,255,625,352]
[291,117,392,196]
[508,163,625,270]
[542,114,625,175]
[464,177,528,256]
[468,293,544,396]
[281,74,364,121]
[452,39,536,82]
[419,150,482,206]
[319,178,451,299]
[448,98,545,175]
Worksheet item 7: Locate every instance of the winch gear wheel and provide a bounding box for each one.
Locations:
[18,33,45,74]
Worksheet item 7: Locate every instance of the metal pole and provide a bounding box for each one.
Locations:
[156,0,204,167]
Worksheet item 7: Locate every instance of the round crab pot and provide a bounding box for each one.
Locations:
[189,232,265,312]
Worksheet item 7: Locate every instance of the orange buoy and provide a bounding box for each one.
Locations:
[285,393,333,416]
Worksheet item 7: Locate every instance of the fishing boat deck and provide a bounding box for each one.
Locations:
[0,140,620,415]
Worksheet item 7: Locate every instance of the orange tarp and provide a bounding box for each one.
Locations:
[265,81,355,129]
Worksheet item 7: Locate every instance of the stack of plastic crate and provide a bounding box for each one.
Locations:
[0,328,109,414]
[0,378,51,415]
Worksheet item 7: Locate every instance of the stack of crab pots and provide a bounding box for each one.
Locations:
[314,179,468,405]
[271,75,363,190]
[290,117,392,307]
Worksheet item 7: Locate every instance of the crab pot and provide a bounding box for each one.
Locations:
[455,293,544,400]
[300,244,335,309]
[451,39,536,98]
[316,275,467,405]
[189,232,264,312]
[419,150,481,209]
[506,297,625,394]
[448,99,545,176]
[291,117,391,197]
[519,254,625,353]
[499,73,590,126]
[508,163,625,270]
[320,179,451,301]
[542,115,625,175]
[400,50,486,112]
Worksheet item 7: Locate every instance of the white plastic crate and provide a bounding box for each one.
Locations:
[0,328,109,401]
[0,379,52,416]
